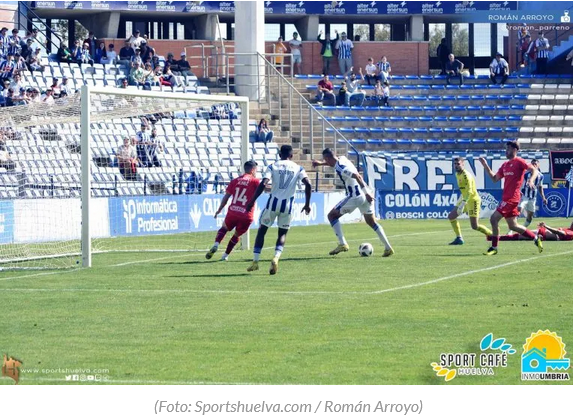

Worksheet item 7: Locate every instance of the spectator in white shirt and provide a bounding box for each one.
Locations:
[100,43,117,65]
[345,67,365,107]
[288,32,302,75]
[41,88,55,105]
[59,77,72,97]
[9,73,23,91]
[363,57,377,85]
[127,30,144,52]
[376,56,391,82]
[489,52,509,85]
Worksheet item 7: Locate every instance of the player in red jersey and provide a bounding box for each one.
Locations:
[537,221,573,241]
[206,161,260,261]
[479,141,543,255]
[489,221,573,242]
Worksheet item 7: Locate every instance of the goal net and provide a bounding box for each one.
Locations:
[0,86,256,269]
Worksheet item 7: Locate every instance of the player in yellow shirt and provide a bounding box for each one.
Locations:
[448,157,492,245]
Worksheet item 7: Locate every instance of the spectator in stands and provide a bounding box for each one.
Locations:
[445,54,464,85]
[151,65,163,85]
[520,34,533,72]
[345,67,365,107]
[288,32,302,75]
[8,29,21,56]
[119,77,129,89]
[59,77,72,97]
[12,87,29,106]
[129,62,146,87]
[489,52,509,85]
[177,52,194,80]
[104,44,117,65]
[79,42,94,66]
[0,144,15,171]
[71,39,83,62]
[21,29,38,51]
[337,81,347,106]
[0,28,8,56]
[147,127,163,167]
[150,55,161,70]
[317,30,338,76]
[4,88,14,106]
[160,63,177,88]
[27,47,43,71]
[141,40,155,63]
[0,54,16,80]
[119,40,134,67]
[336,32,353,75]
[41,88,55,105]
[0,79,10,97]
[135,123,151,166]
[50,78,61,98]
[315,73,336,105]
[131,47,143,68]
[84,31,97,55]
[363,57,377,85]
[376,56,391,82]
[142,63,157,86]
[13,53,26,75]
[57,41,74,63]
[117,137,138,181]
[274,36,287,73]
[21,38,34,60]
[185,170,200,194]
[374,79,390,107]
[437,38,450,75]
[165,53,181,74]
[94,41,107,64]
[528,31,549,75]
[256,118,274,144]
[0,37,6,61]
[29,87,41,103]
[127,30,144,52]
[9,72,23,91]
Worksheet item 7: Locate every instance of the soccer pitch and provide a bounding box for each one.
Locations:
[1,219,571,385]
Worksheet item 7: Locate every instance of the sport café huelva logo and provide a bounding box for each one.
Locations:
[431,330,571,382]
[2,354,22,385]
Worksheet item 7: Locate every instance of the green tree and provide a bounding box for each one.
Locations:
[429,25,445,57]
[452,24,469,57]
[52,19,88,45]
[354,24,369,41]
[374,24,390,41]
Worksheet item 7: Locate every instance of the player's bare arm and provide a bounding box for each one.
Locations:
[246,178,269,212]
[541,223,566,237]
[301,177,312,214]
[312,159,328,168]
[214,193,231,218]
[538,182,547,204]
[526,165,538,189]
[351,172,374,203]
[478,157,501,183]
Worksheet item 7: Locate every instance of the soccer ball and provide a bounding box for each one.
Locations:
[359,243,373,257]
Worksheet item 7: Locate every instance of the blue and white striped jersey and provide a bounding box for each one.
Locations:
[521,170,543,199]
[263,160,308,213]
[335,156,362,197]
[336,39,353,59]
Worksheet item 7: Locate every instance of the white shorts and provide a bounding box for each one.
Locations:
[259,209,292,229]
[335,195,373,215]
[292,53,302,64]
[518,197,536,213]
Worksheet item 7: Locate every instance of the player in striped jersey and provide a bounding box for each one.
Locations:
[448,157,492,245]
[312,148,394,257]
[517,159,547,228]
[245,145,311,275]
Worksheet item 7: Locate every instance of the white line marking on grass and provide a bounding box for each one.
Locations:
[111,253,198,267]
[2,248,573,296]
[0,268,80,282]
[371,249,573,294]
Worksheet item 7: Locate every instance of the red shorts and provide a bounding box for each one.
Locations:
[496,200,520,218]
[224,214,253,236]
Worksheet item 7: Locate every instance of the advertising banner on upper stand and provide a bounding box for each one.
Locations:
[108,192,325,237]
[0,200,14,244]
[363,151,573,219]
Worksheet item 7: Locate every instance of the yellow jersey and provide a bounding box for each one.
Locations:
[456,169,479,201]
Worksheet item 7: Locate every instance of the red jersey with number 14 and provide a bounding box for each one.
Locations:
[496,157,530,203]
[225,173,261,220]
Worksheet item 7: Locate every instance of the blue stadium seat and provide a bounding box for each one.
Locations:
[508,115,522,121]
[418,116,432,122]
[369,127,384,133]
[442,138,456,144]
[413,128,428,133]
[422,106,437,112]
[384,128,399,133]
[457,138,471,144]
[442,95,457,101]
[519,74,533,79]
[345,116,360,121]
[374,117,389,122]
[354,127,369,133]
[488,138,503,144]
[434,75,447,80]
[434,116,448,122]
[452,106,466,111]
[403,85,417,90]
[396,139,411,144]
[405,75,418,80]
[412,95,427,101]
[449,116,463,122]
[467,106,480,111]
[483,105,496,111]
[496,105,509,110]
[382,138,397,144]
[368,139,382,145]
[458,127,472,133]
[399,128,414,133]
[444,127,458,134]
[474,127,487,134]
[533,74,546,78]
[404,116,417,122]
[409,106,423,111]
[472,138,486,144]
[489,127,503,133]
[417,85,431,90]
[478,116,493,121]
[393,106,409,111]
[460,85,474,90]
[471,95,485,100]
[294,75,309,79]
[513,94,527,100]
[476,75,490,80]
[429,128,443,133]
[445,85,460,90]
[457,95,471,100]
[488,84,502,89]
[306,85,318,90]
[351,138,366,145]
[473,85,488,90]
[437,106,452,111]
[505,127,519,133]
[431,85,446,90]
[426,139,441,145]
[393,75,406,80]
[340,127,354,133]
[352,107,367,111]
[360,116,374,122]
[516,84,530,88]
[463,116,477,121]
[411,138,425,145]
[510,104,525,110]
[390,116,404,121]
[308,75,322,79]
[420,75,433,80]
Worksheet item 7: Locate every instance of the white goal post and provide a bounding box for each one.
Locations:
[80,86,250,268]
[0,86,251,270]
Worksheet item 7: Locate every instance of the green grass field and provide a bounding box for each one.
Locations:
[1,219,572,385]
